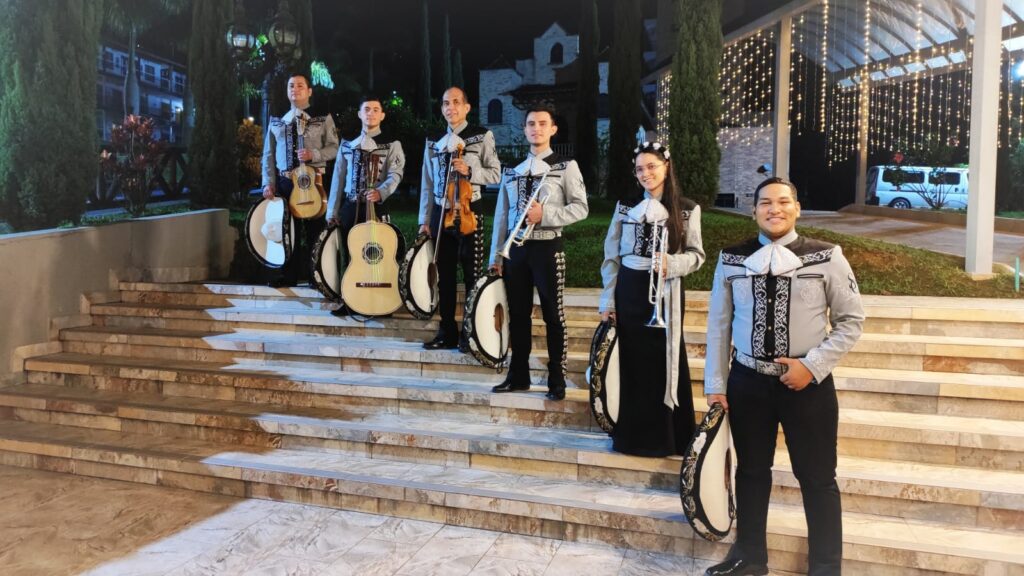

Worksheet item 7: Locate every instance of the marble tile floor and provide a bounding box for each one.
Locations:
[0,465,721,576]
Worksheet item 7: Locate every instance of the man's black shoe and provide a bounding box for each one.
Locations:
[457,333,471,354]
[491,377,531,393]
[544,388,566,401]
[704,559,769,576]
[268,277,296,288]
[423,332,459,350]
[330,305,350,318]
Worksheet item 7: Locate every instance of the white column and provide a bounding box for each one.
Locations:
[773,16,793,180]
[854,77,871,205]
[966,0,1002,276]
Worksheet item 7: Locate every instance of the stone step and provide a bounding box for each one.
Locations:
[0,419,1020,576]
[1,382,1021,532]
[64,319,1024,382]
[116,282,1024,338]
[10,358,1024,477]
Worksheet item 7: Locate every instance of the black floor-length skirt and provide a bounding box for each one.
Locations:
[611,266,695,457]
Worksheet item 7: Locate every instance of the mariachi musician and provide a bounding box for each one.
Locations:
[328,95,406,317]
[417,86,501,350]
[599,141,704,454]
[261,71,339,288]
[488,105,588,401]
[703,177,864,576]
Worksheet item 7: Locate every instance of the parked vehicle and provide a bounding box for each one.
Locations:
[867,165,970,209]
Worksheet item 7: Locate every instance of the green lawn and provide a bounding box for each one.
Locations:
[378,195,1022,298]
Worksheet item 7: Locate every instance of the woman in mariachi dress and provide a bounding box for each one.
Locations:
[598,141,705,457]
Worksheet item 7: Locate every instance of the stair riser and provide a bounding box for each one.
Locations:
[62,328,1024,379]
[0,445,1002,576]
[117,291,1024,338]
[4,397,1023,519]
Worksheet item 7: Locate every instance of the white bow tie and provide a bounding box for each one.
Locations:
[744,243,803,277]
[513,157,550,177]
[351,133,377,151]
[434,132,465,153]
[626,198,669,224]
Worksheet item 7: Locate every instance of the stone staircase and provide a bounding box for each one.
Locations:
[1,281,1022,575]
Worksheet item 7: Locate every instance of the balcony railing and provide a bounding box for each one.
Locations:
[92,146,190,208]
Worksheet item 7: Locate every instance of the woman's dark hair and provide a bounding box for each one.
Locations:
[634,142,689,253]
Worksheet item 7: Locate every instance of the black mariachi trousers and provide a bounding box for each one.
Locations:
[502,237,567,390]
[727,360,842,575]
[428,201,484,338]
[276,176,325,284]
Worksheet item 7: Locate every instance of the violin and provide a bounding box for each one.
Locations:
[444,144,478,235]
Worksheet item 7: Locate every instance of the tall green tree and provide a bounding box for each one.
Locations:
[607,0,643,199]
[575,0,600,195]
[104,0,189,117]
[0,0,103,230]
[671,0,722,208]
[442,13,452,89]
[418,0,432,116]
[188,0,238,207]
[452,49,464,93]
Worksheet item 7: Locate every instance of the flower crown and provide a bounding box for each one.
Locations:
[633,141,670,160]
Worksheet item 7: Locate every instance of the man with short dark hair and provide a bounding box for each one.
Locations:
[327,95,405,316]
[488,106,588,400]
[417,86,501,350]
[261,72,339,287]
[703,178,864,576]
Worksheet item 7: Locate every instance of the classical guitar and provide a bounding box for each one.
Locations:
[341,152,402,316]
[288,115,327,219]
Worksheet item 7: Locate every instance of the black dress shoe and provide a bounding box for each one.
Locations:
[330,305,350,317]
[544,388,566,401]
[268,277,296,288]
[492,377,531,393]
[704,559,769,576]
[423,333,458,350]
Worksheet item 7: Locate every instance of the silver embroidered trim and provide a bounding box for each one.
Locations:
[751,276,768,358]
[775,276,791,358]
[722,253,746,266]
[555,251,568,379]
[800,249,833,265]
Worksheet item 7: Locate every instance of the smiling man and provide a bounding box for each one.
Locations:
[702,177,865,576]
[417,86,501,350]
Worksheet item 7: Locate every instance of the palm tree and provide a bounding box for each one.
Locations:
[103,0,190,117]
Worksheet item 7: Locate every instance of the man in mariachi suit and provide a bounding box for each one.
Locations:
[488,105,588,401]
[262,72,339,287]
[703,177,864,576]
[417,86,501,350]
[328,95,406,316]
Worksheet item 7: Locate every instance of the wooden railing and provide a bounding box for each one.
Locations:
[92,146,189,208]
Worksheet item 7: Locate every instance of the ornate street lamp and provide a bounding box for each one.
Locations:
[268,0,302,63]
[226,0,257,62]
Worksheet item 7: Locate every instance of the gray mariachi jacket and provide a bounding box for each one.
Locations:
[417,121,501,226]
[488,149,589,267]
[327,128,406,220]
[598,194,706,313]
[703,229,866,394]
[599,194,705,409]
[261,107,339,188]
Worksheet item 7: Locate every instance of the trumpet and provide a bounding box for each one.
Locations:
[646,221,669,329]
[496,170,551,260]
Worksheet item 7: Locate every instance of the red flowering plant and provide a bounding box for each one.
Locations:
[100,115,166,217]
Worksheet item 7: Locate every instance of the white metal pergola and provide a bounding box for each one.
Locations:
[729,0,1011,276]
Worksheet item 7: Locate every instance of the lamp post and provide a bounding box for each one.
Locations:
[226,0,303,127]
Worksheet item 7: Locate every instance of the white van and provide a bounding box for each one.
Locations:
[867,165,970,209]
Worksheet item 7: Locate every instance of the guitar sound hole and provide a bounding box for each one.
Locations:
[362,242,383,264]
[297,174,312,189]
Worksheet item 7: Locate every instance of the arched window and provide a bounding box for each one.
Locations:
[549,43,563,65]
[487,99,503,124]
